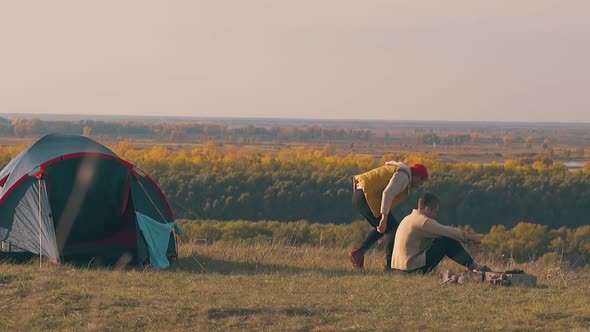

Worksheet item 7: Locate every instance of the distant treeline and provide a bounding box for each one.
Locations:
[2,116,587,148]
[107,143,590,232]
[0,117,376,143]
[0,142,588,231]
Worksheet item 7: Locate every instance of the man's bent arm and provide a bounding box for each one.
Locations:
[379,172,410,215]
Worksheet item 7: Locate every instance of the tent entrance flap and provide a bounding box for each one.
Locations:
[10,179,58,261]
[135,212,182,269]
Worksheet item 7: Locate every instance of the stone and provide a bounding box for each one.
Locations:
[507,273,537,288]
[457,270,484,284]
[438,269,537,288]
[439,269,454,283]
[484,271,537,288]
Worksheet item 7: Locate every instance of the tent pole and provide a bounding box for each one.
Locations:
[38,178,42,267]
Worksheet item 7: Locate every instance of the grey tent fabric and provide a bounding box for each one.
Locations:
[7,179,58,261]
[0,134,118,197]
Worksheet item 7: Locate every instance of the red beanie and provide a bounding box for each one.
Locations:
[410,163,428,179]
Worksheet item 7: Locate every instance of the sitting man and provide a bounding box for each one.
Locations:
[391,192,484,273]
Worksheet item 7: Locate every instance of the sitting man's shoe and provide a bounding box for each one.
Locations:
[348,248,364,269]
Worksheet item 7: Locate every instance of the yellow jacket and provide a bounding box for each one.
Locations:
[355,164,411,217]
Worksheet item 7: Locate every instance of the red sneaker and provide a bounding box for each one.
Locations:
[348,248,364,269]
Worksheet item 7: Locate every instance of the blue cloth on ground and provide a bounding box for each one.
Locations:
[135,211,183,269]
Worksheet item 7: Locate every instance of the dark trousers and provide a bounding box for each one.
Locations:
[419,237,474,273]
[352,189,398,266]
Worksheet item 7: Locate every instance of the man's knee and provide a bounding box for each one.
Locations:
[438,236,460,246]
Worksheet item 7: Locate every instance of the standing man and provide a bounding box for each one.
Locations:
[391,192,483,273]
[349,161,428,270]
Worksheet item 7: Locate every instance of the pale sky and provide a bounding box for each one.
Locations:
[1,1,589,122]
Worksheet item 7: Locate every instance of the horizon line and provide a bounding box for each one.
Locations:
[1,112,589,126]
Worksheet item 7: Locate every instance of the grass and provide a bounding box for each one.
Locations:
[0,243,589,331]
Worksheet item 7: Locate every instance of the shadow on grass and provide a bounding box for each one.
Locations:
[170,254,384,277]
[203,305,361,330]
[0,275,15,285]
[3,254,369,276]
[206,307,319,319]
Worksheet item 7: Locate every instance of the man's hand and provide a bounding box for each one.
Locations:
[377,214,388,233]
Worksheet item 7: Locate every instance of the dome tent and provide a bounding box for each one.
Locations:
[0,134,179,268]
